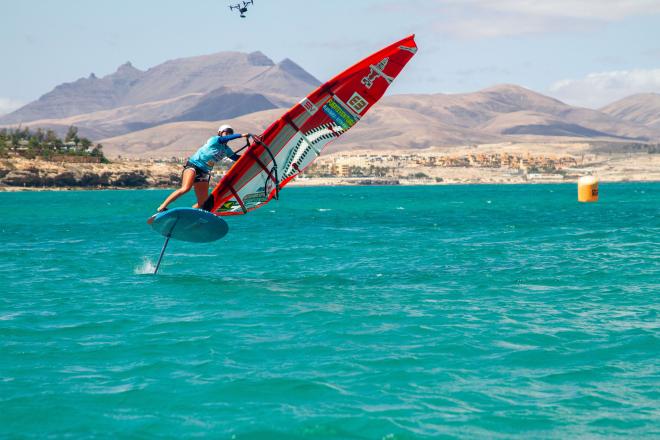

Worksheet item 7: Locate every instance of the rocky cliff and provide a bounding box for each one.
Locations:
[0,158,181,189]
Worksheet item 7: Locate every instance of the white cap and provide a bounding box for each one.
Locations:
[218,124,234,134]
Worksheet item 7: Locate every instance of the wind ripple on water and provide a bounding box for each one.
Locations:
[0,184,658,438]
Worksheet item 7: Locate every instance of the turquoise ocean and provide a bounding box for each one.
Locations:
[1,183,658,439]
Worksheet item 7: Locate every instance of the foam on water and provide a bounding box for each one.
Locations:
[134,257,156,274]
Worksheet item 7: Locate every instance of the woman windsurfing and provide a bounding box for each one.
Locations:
[149,124,249,219]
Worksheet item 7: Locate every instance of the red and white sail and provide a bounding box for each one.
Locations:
[203,35,418,215]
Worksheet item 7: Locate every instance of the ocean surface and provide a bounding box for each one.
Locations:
[1,183,658,439]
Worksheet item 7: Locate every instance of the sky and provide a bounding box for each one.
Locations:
[2,0,659,115]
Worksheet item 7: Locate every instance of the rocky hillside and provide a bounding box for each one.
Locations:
[0,157,181,189]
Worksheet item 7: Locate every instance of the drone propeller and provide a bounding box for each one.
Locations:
[229,0,252,17]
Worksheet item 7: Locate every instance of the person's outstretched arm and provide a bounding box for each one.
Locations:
[228,134,251,161]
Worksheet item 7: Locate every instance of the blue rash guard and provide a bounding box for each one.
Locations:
[187,134,242,172]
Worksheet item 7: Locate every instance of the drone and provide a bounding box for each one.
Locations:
[229,0,253,18]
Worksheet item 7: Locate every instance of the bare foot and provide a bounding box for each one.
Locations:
[147,207,168,225]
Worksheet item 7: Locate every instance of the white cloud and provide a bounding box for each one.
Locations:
[376,0,660,39]
[452,0,660,21]
[548,68,660,108]
[0,98,24,116]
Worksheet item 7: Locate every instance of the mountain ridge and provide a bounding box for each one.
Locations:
[97,84,660,159]
[599,93,660,130]
[2,53,658,158]
[0,51,319,126]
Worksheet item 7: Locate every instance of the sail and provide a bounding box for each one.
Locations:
[203,35,418,216]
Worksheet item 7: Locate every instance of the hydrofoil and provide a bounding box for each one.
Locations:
[148,208,228,274]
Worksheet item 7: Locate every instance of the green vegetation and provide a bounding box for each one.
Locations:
[408,172,431,179]
[0,126,108,162]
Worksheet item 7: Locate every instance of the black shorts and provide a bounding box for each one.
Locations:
[183,161,211,183]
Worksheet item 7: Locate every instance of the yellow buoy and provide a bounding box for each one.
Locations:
[578,176,599,202]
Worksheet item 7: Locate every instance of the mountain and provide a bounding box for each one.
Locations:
[4,55,659,159]
[0,51,320,130]
[99,109,285,158]
[160,87,278,124]
[382,85,656,141]
[98,84,660,159]
[0,62,144,123]
[243,58,322,98]
[7,88,280,140]
[600,93,660,131]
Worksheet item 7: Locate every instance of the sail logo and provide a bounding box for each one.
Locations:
[219,201,237,211]
[347,92,368,114]
[398,45,417,54]
[322,99,356,130]
[243,192,268,205]
[299,98,318,115]
[361,57,394,88]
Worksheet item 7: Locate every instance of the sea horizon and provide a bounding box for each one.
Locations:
[2,177,660,194]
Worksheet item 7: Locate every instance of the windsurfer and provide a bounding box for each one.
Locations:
[153,125,249,214]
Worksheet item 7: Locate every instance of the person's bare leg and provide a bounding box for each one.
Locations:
[192,181,210,209]
[157,169,196,212]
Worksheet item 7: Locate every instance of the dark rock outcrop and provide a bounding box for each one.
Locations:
[0,159,181,188]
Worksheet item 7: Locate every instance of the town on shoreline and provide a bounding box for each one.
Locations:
[1,140,659,191]
[2,125,658,190]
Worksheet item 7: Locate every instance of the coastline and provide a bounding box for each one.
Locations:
[2,151,659,192]
[2,176,658,192]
